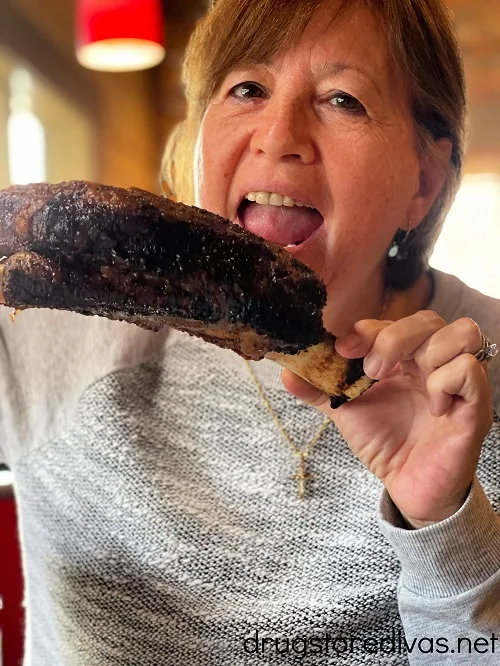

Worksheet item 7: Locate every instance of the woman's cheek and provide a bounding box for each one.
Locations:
[197,141,228,214]
[198,115,247,217]
[331,151,411,231]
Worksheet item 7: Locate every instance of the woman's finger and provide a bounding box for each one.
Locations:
[426,352,492,417]
[281,369,331,411]
[337,311,447,379]
[335,320,392,358]
[412,317,483,376]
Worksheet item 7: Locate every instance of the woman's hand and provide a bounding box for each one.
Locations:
[282,311,494,528]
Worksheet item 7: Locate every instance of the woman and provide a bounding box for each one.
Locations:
[1,0,499,664]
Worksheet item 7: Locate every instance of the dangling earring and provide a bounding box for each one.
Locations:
[388,221,412,261]
[388,242,399,259]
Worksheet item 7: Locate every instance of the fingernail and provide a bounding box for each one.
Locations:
[364,354,383,379]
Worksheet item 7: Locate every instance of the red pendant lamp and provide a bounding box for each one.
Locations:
[76,0,166,72]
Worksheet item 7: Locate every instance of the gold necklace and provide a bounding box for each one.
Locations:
[245,360,330,500]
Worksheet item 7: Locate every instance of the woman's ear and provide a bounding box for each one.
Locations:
[408,138,453,227]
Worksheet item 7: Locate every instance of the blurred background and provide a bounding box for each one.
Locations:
[0,0,499,294]
[0,1,498,663]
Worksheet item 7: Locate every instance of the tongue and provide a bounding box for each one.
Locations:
[241,203,323,246]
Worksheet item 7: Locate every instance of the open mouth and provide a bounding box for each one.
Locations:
[237,192,324,249]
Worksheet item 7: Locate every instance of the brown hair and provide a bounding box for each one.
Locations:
[161,0,466,292]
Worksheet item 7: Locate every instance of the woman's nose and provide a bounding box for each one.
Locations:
[249,98,316,165]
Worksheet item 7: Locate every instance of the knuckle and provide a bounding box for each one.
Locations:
[372,326,394,356]
[457,317,481,348]
[416,309,444,325]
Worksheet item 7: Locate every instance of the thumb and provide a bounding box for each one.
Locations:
[281,369,332,411]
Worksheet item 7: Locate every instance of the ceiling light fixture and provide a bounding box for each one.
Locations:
[76,0,166,73]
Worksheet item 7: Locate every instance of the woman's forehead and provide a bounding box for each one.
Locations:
[231,4,395,89]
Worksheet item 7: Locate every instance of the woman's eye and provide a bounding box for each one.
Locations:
[230,82,266,100]
[329,93,365,114]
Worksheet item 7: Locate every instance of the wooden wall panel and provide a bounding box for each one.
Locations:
[445,0,500,173]
[7,0,162,192]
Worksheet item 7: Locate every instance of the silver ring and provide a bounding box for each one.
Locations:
[474,335,499,363]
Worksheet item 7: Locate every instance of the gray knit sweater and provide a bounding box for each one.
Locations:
[1,268,499,665]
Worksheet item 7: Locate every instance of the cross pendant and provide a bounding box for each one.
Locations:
[291,453,313,500]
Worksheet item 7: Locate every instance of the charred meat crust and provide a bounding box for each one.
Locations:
[0,181,373,401]
[329,395,348,409]
[0,182,327,355]
[0,250,320,358]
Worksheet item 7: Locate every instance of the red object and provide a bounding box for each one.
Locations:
[0,491,25,666]
[76,0,164,49]
[75,0,165,71]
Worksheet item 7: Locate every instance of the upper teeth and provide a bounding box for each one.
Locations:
[245,192,313,208]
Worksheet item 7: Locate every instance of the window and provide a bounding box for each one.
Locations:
[0,47,95,190]
[430,173,500,299]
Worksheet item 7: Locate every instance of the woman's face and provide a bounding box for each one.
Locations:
[195,4,440,335]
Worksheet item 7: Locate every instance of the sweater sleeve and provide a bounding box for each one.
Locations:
[377,477,500,664]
